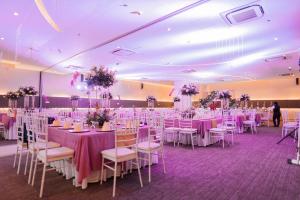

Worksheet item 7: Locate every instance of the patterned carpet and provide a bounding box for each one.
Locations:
[0,127,300,200]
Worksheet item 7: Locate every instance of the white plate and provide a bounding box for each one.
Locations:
[96,129,115,132]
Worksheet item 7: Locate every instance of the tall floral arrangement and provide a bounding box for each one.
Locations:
[70,95,80,101]
[199,90,218,108]
[218,90,231,99]
[86,109,111,126]
[240,94,250,102]
[173,96,180,102]
[85,66,116,88]
[19,86,38,96]
[181,84,199,96]
[146,95,156,102]
[101,92,113,100]
[5,91,23,100]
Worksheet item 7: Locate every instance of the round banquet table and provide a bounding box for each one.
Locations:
[48,126,155,189]
[164,118,223,146]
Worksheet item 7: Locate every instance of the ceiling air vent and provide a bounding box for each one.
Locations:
[181,69,196,73]
[65,65,84,70]
[221,2,264,25]
[265,55,287,62]
[279,73,294,77]
[112,48,135,56]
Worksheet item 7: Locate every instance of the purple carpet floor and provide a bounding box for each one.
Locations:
[0,127,300,200]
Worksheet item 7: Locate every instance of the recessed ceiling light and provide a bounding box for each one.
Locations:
[273,37,278,41]
[13,12,19,16]
[0,37,4,40]
[167,28,171,31]
[130,11,142,15]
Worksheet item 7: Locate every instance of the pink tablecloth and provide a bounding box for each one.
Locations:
[236,114,262,128]
[48,126,150,184]
[169,118,222,136]
[0,113,15,129]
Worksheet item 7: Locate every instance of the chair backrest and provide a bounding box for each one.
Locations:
[179,119,193,129]
[16,112,25,143]
[34,115,49,153]
[115,127,138,154]
[26,113,35,147]
[164,119,175,128]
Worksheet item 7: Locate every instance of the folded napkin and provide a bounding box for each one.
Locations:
[211,119,217,128]
[74,123,82,132]
[101,122,110,131]
[52,120,61,126]
[63,121,71,129]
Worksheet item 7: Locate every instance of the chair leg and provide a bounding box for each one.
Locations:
[31,156,38,186]
[222,137,225,149]
[17,147,23,175]
[28,152,34,184]
[39,163,47,198]
[13,146,19,168]
[191,134,194,150]
[112,161,117,197]
[100,157,104,184]
[173,132,176,147]
[148,152,151,183]
[161,149,166,174]
[135,157,143,188]
[24,150,30,175]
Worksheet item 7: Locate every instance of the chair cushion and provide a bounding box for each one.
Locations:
[243,120,255,124]
[210,128,226,133]
[179,128,197,133]
[283,122,297,127]
[137,141,160,151]
[29,141,60,151]
[102,147,136,160]
[38,147,74,162]
[165,127,180,132]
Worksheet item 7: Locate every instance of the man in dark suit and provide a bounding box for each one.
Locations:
[273,102,281,127]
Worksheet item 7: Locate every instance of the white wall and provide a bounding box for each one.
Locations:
[0,67,39,93]
[0,67,173,102]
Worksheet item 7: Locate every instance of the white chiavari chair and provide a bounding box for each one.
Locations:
[209,127,227,148]
[163,118,180,146]
[260,110,270,127]
[31,115,74,198]
[100,127,143,197]
[25,113,60,184]
[282,110,298,137]
[13,111,28,174]
[243,112,257,134]
[178,119,197,150]
[137,117,166,183]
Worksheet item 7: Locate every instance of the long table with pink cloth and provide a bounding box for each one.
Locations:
[164,118,223,146]
[48,126,154,189]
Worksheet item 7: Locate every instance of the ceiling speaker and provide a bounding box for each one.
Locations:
[141,83,144,90]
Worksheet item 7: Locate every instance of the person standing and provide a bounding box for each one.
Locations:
[273,102,281,127]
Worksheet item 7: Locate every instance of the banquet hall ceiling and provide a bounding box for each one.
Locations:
[0,0,300,83]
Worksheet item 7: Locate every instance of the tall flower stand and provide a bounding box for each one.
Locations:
[181,95,192,111]
[71,99,79,111]
[148,101,154,108]
[23,95,35,109]
[8,99,17,109]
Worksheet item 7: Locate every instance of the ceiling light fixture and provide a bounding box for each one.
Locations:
[130,11,142,15]
[34,0,61,32]
[167,28,171,31]
[274,37,278,41]
[0,37,4,40]
[13,12,19,16]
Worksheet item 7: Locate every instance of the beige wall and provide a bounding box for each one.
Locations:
[204,76,300,100]
[0,67,173,102]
